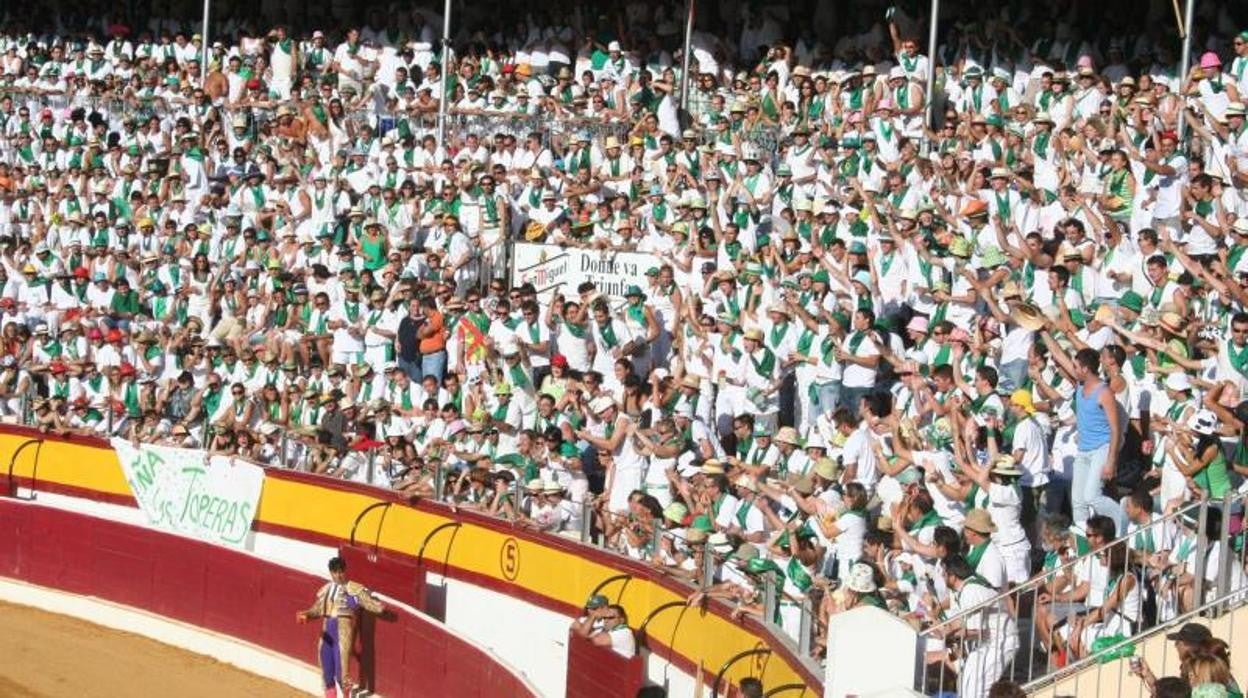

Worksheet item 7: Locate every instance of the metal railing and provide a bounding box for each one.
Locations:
[442,112,631,151]
[1024,548,1248,697]
[3,397,822,692]
[914,493,1248,695]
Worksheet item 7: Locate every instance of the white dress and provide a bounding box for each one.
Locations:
[605,415,645,513]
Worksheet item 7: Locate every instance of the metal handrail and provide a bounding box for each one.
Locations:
[924,498,1205,633]
[588,573,632,603]
[918,493,1246,694]
[711,647,771,698]
[636,600,690,639]
[347,501,393,555]
[1024,579,1248,693]
[415,521,462,564]
[5,437,44,500]
[25,432,826,687]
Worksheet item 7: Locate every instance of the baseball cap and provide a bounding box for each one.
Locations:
[585,594,609,610]
[1166,622,1212,644]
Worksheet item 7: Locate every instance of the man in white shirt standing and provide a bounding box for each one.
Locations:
[835,307,881,413]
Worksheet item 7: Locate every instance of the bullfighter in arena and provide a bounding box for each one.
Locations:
[296,556,385,698]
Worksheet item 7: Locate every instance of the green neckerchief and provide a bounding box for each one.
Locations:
[202,387,222,417]
[1033,130,1052,159]
[965,540,990,569]
[769,322,790,348]
[736,436,753,459]
[880,251,897,276]
[735,499,754,528]
[626,303,646,326]
[908,508,941,532]
[819,336,839,365]
[847,331,868,354]
[599,320,620,348]
[1176,535,1196,562]
[750,347,776,377]
[508,363,530,390]
[963,481,987,508]
[123,382,140,417]
[1227,340,1248,376]
[787,556,814,592]
[795,328,817,356]
[1149,281,1167,308]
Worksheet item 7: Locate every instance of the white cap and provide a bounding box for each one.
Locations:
[1165,372,1191,392]
[589,395,615,415]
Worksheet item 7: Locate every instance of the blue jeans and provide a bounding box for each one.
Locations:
[1072,443,1126,535]
[398,357,422,382]
[839,385,873,416]
[999,358,1028,395]
[421,350,447,384]
[814,382,841,420]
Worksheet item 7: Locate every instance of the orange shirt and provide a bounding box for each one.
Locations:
[418,310,447,354]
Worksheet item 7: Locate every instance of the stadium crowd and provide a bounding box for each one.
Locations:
[3,1,1248,696]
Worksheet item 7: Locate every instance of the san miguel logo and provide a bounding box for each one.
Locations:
[516,247,570,296]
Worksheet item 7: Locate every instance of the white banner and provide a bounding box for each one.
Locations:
[111,439,266,548]
[511,243,663,303]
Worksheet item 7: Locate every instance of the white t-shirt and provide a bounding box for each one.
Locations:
[1011,416,1050,487]
[974,542,1008,590]
[840,426,877,488]
[987,483,1027,546]
[840,332,879,388]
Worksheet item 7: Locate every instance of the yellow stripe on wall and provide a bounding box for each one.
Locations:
[4,433,818,694]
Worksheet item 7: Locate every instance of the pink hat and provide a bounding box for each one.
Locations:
[876,97,896,111]
[949,328,971,343]
[1201,52,1222,69]
[906,316,929,334]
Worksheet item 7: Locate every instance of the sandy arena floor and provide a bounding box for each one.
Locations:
[0,601,307,697]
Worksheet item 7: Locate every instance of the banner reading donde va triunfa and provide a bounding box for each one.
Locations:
[112,439,265,548]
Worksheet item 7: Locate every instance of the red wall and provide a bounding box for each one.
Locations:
[565,631,646,698]
[0,500,535,698]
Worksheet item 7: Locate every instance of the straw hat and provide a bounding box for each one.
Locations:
[701,459,725,475]
[1159,311,1184,335]
[1093,304,1116,325]
[1010,303,1046,331]
[774,426,801,446]
[734,475,758,493]
[963,508,998,535]
[813,457,838,481]
[990,455,1023,478]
